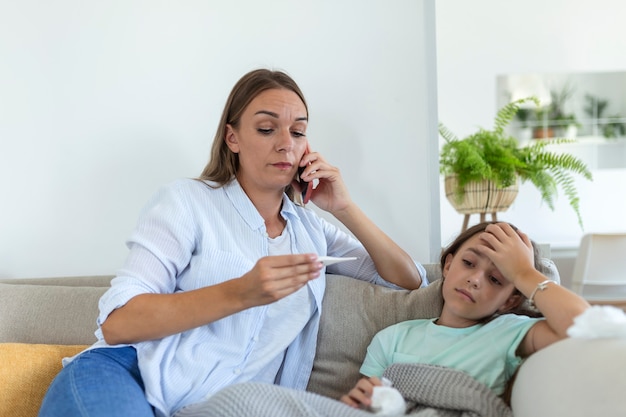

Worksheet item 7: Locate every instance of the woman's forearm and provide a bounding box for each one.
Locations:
[101,279,247,345]
[101,253,322,344]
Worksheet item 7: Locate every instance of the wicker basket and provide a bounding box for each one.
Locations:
[444,175,519,215]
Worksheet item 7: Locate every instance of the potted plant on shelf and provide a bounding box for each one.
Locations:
[533,84,581,139]
[439,96,593,231]
[583,94,626,138]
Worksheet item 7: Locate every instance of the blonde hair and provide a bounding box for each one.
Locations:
[198,69,308,200]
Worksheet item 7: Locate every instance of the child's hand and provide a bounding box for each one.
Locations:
[339,376,383,409]
[478,222,535,285]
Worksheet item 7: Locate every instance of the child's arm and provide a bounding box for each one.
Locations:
[477,223,590,357]
[340,376,384,409]
[514,267,589,356]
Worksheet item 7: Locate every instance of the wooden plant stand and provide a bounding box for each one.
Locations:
[461,212,499,232]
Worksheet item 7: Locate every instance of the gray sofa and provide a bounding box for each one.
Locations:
[1,264,625,416]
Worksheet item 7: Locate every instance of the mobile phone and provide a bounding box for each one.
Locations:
[298,145,314,204]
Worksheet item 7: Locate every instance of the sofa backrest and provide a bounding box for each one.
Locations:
[306,274,444,399]
[0,276,112,345]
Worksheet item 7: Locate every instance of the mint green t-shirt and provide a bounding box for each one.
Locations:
[359,315,541,395]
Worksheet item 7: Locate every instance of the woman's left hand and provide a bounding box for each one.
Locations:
[293,150,352,213]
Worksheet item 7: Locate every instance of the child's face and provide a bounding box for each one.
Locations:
[439,234,520,327]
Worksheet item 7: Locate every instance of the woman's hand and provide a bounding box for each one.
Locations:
[340,376,383,409]
[293,150,353,214]
[235,254,323,309]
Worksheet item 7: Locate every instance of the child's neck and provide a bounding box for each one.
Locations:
[436,311,481,328]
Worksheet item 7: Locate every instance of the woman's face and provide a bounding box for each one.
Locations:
[225,88,308,195]
[439,234,519,327]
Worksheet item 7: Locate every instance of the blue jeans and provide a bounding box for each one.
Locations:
[38,346,155,417]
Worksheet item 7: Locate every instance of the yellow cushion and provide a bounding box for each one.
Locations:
[0,343,88,417]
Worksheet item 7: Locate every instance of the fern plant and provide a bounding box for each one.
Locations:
[439,96,593,228]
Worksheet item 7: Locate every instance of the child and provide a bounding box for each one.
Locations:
[340,221,590,410]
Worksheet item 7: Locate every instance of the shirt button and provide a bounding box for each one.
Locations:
[252,336,259,342]
[234,368,242,375]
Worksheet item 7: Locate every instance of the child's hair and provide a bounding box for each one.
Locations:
[440,221,543,318]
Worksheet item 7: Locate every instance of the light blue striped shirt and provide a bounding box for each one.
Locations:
[86,178,426,417]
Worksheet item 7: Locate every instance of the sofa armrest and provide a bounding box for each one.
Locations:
[512,338,626,417]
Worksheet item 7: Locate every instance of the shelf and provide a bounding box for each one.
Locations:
[544,136,626,170]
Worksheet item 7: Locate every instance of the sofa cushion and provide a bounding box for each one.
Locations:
[0,343,88,417]
[0,283,107,344]
[307,275,444,399]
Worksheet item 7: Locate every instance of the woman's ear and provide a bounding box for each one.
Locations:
[498,292,524,313]
[225,124,239,153]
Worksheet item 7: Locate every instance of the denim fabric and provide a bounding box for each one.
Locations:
[39,347,154,417]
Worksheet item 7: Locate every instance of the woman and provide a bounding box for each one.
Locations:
[38,68,426,417]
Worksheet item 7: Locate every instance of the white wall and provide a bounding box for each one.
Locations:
[436,0,626,262]
[0,0,440,278]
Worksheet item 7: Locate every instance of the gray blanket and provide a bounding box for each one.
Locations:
[174,363,512,417]
[383,363,512,417]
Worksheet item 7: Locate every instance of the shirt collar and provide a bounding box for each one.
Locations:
[223,179,301,231]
